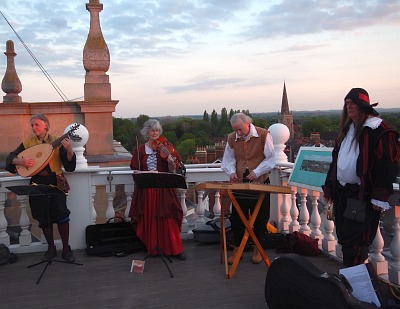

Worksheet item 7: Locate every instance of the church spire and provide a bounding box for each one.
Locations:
[279,81,294,139]
[281,81,289,115]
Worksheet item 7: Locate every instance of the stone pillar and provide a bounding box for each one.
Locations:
[268,123,290,227]
[83,0,111,102]
[2,40,22,103]
[81,0,118,156]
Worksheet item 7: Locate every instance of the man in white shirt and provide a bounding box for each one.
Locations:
[221,113,276,264]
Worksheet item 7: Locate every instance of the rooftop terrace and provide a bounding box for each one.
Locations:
[0,239,344,309]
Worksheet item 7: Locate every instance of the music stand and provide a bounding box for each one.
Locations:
[132,172,187,278]
[7,184,83,284]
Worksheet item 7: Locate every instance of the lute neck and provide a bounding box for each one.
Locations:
[50,131,71,149]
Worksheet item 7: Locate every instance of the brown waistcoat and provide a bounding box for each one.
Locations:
[227,126,270,183]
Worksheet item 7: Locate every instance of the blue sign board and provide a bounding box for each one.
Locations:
[288,146,333,192]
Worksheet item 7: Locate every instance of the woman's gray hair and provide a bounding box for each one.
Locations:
[30,113,50,131]
[140,119,163,139]
[230,112,252,125]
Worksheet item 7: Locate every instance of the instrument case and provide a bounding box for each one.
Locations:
[85,217,144,257]
[265,253,378,309]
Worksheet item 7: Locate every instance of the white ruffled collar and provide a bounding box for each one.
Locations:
[144,143,157,155]
[363,117,382,130]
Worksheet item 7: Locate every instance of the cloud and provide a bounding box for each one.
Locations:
[165,74,244,92]
[243,0,400,39]
[1,0,399,115]
[280,43,330,52]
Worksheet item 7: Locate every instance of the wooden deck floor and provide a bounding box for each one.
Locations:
[0,240,343,309]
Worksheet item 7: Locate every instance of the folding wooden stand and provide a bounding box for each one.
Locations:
[195,182,291,279]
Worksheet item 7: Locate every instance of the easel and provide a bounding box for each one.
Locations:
[7,184,83,284]
[195,182,291,279]
[132,172,187,278]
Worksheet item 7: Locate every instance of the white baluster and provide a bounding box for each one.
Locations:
[299,187,310,235]
[213,191,221,219]
[322,201,336,252]
[17,195,31,246]
[389,207,400,284]
[124,185,134,222]
[195,190,206,229]
[105,185,115,221]
[91,186,97,224]
[289,186,300,233]
[310,191,323,247]
[369,224,388,275]
[279,180,290,232]
[178,188,188,233]
[0,193,10,246]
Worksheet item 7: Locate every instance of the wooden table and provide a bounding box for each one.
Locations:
[195,182,291,279]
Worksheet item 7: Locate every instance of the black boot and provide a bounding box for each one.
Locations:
[62,246,75,263]
[42,247,57,262]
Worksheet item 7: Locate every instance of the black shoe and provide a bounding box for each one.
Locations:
[42,247,57,261]
[175,252,186,260]
[62,246,75,263]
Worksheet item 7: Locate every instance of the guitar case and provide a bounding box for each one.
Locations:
[265,253,378,309]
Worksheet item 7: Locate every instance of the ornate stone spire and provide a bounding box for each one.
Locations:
[2,40,22,103]
[83,0,111,101]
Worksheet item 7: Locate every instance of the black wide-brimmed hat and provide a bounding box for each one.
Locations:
[344,88,379,116]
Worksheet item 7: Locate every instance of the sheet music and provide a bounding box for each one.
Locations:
[339,264,381,307]
[132,171,187,189]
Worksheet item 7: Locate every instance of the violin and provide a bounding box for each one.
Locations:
[151,136,185,175]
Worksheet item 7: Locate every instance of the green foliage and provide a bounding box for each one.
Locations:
[113,118,138,152]
[195,131,212,146]
[203,110,209,122]
[301,116,339,136]
[163,131,178,145]
[176,139,196,162]
[381,114,400,132]
[253,117,274,129]
[136,114,150,128]
[179,133,196,141]
[228,109,235,119]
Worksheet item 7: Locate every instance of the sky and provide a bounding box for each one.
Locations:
[0,0,399,118]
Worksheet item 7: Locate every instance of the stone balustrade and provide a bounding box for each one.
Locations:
[1,163,399,282]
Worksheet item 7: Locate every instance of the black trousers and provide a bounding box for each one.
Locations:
[333,182,380,266]
[231,191,270,247]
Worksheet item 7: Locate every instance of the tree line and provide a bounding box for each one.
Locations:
[113,109,400,162]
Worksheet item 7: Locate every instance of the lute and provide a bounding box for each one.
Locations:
[16,124,82,177]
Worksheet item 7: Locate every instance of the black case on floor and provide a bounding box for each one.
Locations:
[85,217,144,257]
[265,253,378,309]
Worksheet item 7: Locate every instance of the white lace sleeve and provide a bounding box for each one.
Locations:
[371,199,391,211]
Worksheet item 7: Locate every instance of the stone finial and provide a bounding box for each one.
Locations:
[83,0,110,74]
[2,40,22,103]
[64,123,89,169]
[268,123,290,164]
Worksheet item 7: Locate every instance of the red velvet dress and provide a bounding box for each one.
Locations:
[129,143,184,256]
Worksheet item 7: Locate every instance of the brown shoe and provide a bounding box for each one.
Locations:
[227,247,242,265]
[251,247,263,264]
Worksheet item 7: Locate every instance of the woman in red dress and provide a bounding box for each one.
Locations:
[129,119,186,260]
